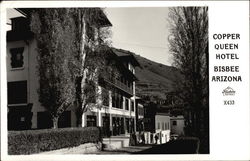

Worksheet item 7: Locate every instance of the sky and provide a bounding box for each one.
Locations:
[105,7,173,66]
[7,8,173,66]
[6,8,24,31]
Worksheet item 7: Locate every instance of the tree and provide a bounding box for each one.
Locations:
[30,8,78,128]
[74,45,113,127]
[72,8,113,127]
[30,8,112,128]
[168,7,209,152]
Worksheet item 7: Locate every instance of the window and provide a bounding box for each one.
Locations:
[157,122,160,129]
[102,88,109,106]
[112,90,123,109]
[125,118,130,133]
[165,122,167,130]
[112,89,119,108]
[102,116,110,128]
[8,81,27,104]
[131,118,135,133]
[162,122,164,130]
[115,94,119,108]
[124,79,127,86]
[131,101,134,111]
[172,120,177,126]
[119,94,123,109]
[87,115,97,127]
[139,107,144,116]
[58,111,71,128]
[37,112,52,129]
[112,91,115,107]
[10,47,24,68]
[8,105,32,130]
[125,99,129,110]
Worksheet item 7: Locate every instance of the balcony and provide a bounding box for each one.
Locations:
[103,77,133,95]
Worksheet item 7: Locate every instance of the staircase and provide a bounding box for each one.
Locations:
[103,135,130,150]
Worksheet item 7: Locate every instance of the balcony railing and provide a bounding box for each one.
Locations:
[103,77,133,95]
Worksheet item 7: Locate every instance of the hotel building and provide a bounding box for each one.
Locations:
[6,8,143,135]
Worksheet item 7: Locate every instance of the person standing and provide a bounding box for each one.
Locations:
[154,133,159,144]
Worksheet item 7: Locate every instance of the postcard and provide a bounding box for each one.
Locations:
[1,1,249,161]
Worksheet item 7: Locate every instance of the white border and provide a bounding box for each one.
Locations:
[1,1,249,161]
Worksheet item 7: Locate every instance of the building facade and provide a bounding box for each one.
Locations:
[82,48,141,136]
[155,113,171,143]
[7,9,143,134]
[143,103,171,144]
[7,16,43,130]
[170,115,185,136]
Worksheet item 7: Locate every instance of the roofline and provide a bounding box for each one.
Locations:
[111,48,141,67]
[15,8,32,17]
[109,48,139,81]
[15,8,112,27]
[156,112,170,116]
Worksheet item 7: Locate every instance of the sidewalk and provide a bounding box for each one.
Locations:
[33,143,153,155]
[90,145,154,154]
[33,135,155,155]
[33,143,101,155]
[102,135,130,150]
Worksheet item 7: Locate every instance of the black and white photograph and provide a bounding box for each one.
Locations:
[1,1,249,160]
[5,6,209,155]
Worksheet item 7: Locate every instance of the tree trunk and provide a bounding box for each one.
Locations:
[75,11,88,128]
[80,14,86,67]
[76,113,81,127]
[76,109,83,127]
[81,71,87,128]
[52,117,59,129]
[76,107,84,127]
[80,12,88,128]
[75,76,83,127]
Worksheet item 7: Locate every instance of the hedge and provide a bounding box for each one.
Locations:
[8,127,102,155]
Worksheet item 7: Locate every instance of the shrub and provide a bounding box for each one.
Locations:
[8,127,102,155]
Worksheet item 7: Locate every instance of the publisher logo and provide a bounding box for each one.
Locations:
[222,86,236,96]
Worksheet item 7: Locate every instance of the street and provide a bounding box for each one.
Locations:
[92,139,199,154]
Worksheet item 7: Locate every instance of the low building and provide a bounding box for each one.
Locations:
[170,115,185,136]
[135,96,144,132]
[155,113,171,144]
[143,103,171,144]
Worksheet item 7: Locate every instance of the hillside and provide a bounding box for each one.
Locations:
[134,54,182,100]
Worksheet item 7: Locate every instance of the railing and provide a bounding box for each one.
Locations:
[104,77,133,95]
